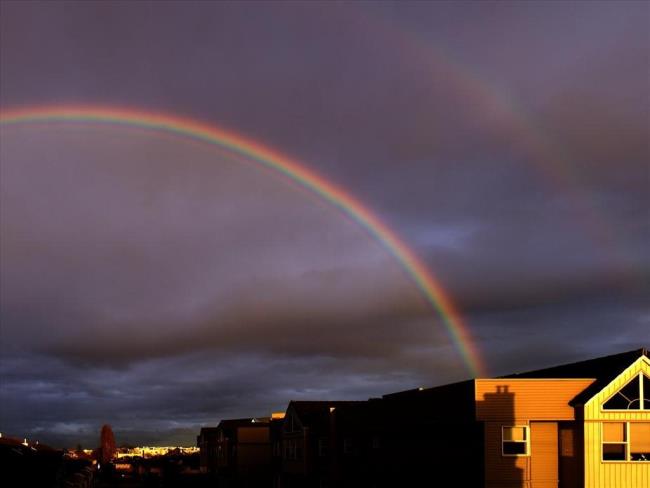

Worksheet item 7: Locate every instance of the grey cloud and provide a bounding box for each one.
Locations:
[1,1,647,445]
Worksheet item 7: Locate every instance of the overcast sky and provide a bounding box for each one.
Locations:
[1,1,648,447]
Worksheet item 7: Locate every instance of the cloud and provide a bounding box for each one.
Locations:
[0,1,647,446]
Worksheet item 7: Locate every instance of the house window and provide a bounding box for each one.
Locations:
[284,440,296,460]
[284,415,298,433]
[603,373,649,410]
[602,422,627,461]
[502,426,528,456]
[371,436,381,449]
[343,438,353,455]
[318,438,328,457]
[602,422,650,462]
[630,423,650,461]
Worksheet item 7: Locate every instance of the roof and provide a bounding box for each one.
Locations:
[502,348,648,405]
[287,401,365,433]
[216,418,269,436]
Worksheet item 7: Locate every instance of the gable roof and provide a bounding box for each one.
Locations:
[502,348,648,405]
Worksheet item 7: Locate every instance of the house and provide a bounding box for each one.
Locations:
[269,412,286,488]
[213,417,273,488]
[197,427,219,474]
[380,347,649,488]
[325,399,386,487]
[279,401,365,488]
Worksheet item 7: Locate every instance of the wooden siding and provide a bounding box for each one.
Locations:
[582,356,650,488]
[484,421,530,488]
[531,422,558,488]
[476,379,595,421]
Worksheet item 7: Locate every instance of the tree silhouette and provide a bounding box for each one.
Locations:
[99,424,116,464]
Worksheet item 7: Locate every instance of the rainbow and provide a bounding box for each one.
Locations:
[0,105,486,377]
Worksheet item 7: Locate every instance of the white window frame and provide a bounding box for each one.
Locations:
[501,425,529,457]
[601,373,648,412]
[601,422,650,462]
[601,422,628,462]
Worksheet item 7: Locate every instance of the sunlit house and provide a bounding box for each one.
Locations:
[380,347,649,488]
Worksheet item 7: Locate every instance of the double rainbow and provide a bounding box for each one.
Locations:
[0,105,486,377]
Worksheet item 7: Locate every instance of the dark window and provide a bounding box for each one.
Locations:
[318,438,328,457]
[603,443,626,461]
[603,376,641,410]
[503,441,527,455]
[643,375,650,409]
[502,426,528,456]
[343,439,353,455]
[602,422,627,461]
[372,436,381,449]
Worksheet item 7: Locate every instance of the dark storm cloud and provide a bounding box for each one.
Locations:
[1,1,647,445]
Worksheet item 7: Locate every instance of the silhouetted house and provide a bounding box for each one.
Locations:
[197,427,219,474]
[0,435,65,487]
[269,413,286,488]
[326,399,387,488]
[279,401,364,488]
[214,417,273,488]
[378,347,649,488]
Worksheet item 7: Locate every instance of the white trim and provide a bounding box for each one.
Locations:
[501,425,529,457]
[585,356,650,411]
[600,372,648,412]
[601,421,650,463]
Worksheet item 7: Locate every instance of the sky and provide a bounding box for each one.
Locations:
[0,1,648,447]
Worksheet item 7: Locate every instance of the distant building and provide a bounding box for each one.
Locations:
[197,427,219,474]
[278,401,365,488]
[0,435,65,487]
[214,417,274,487]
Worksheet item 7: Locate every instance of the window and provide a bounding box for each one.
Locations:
[284,440,295,460]
[630,423,650,461]
[502,426,528,456]
[371,436,381,449]
[284,415,299,433]
[602,423,626,460]
[343,438,353,455]
[602,422,650,462]
[318,438,328,457]
[603,373,649,410]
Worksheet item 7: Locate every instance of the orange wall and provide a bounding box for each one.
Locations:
[476,379,594,422]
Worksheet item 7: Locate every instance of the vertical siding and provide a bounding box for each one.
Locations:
[583,357,650,488]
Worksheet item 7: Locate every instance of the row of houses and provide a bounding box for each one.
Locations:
[197,348,650,488]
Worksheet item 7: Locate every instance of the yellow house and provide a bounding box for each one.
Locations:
[581,352,649,487]
[476,347,650,488]
[383,347,649,488]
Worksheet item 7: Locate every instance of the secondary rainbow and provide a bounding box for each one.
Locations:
[0,105,486,377]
